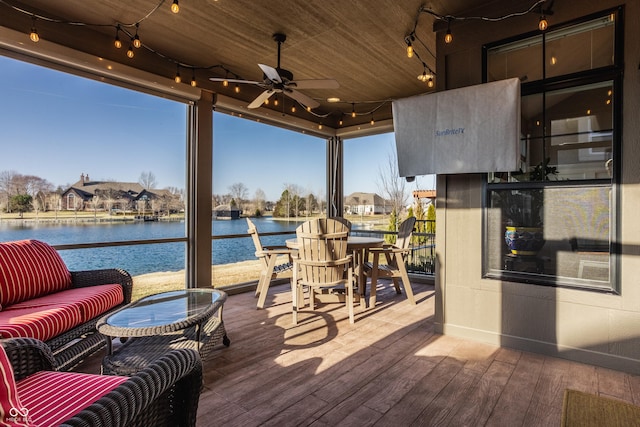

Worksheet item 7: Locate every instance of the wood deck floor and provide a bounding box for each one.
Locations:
[78,280,640,426]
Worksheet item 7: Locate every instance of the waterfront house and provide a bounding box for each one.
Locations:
[61,173,181,215]
[1,0,639,392]
[344,192,392,216]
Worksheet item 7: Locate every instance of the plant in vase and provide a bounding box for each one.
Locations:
[503,158,558,256]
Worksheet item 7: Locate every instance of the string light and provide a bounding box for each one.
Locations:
[132,23,141,48]
[427,77,434,88]
[29,17,39,42]
[370,114,375,125]
[9,1,394,125]
[114,25,122,49]
[538,14,548,31]
[444,21,453,44]
[171,0,180,14]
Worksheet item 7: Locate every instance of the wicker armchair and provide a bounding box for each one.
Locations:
[1,337,202,427]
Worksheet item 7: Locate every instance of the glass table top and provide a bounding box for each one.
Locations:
[104,289,224,331]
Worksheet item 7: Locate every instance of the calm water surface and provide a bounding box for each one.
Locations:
[0,217,305,276]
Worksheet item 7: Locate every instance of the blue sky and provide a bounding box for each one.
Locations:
[0,55,433,201]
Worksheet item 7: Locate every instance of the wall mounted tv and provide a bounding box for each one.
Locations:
[393,77,521,178]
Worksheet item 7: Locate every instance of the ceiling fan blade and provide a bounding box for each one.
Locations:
[285,89,320,109]
[208,77,262,85]
[290,79,340,90]
[258,64,282,83]
[248,90,275,109]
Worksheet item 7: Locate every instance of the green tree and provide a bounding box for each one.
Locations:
[414,201,426,244]
[9,194,32,218]
[426,203,436,234]
[386,208,398,244]
[273,189,292,218]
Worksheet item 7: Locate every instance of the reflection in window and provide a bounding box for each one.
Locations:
[483,8,620,291]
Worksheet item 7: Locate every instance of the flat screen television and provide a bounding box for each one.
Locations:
[393,77,521,178]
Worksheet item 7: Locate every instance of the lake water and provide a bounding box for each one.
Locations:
[0,217,307,276]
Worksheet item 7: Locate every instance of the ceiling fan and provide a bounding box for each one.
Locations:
[210,33,339,109]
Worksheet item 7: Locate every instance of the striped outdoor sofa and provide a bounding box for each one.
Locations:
[0,240,132,371]
[0,337,202,427]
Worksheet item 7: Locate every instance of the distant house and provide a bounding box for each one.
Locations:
[213,204,241,220]
[61,173,181,215]
[344,192,392,215]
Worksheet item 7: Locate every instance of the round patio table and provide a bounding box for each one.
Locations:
[97,288,229,375]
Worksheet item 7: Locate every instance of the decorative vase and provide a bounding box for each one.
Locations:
[505,226,545,256]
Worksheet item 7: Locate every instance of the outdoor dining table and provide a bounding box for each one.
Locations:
[286,236,384,307]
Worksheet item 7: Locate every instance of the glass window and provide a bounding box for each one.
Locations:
[483,9,621,291]
[0,55,189,299]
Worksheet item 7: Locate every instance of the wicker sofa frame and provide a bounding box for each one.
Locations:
[44,268,133,371]
[2,337,202,427]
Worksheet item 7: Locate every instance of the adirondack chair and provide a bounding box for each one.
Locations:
[364,217,417,307]
[292,218,355,324]
[247,218,294,309]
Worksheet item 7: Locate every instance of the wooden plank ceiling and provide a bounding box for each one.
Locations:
[1,0,492,129]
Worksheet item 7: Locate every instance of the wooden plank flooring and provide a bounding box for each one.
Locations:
[76,280,640,426]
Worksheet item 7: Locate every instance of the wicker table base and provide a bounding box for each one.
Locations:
[102,316,229,375]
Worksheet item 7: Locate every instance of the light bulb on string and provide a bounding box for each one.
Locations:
[444,29,453,44]
[190,68,197,87]
[174,65,181,83]
[538,15,548,31]
[234,84,240,93]
[171,0,180,13]
[351,104,356,118]
[29,17,39,42]
[127,45,135,58]
[133,24,141,48]
[114,25,122,48]
[428,77,434,88]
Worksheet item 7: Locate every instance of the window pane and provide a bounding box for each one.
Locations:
[545,15,615,78]
[486,185,611,290]
[547,82,614,180]
[487,35,543,82]
[0,55,188,295]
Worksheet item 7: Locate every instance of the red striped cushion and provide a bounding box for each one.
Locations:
[0,346,32,426]
[0,305,82,342]
[6,285,124,323]
[16,371,126,427]
[0,240,71,307]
